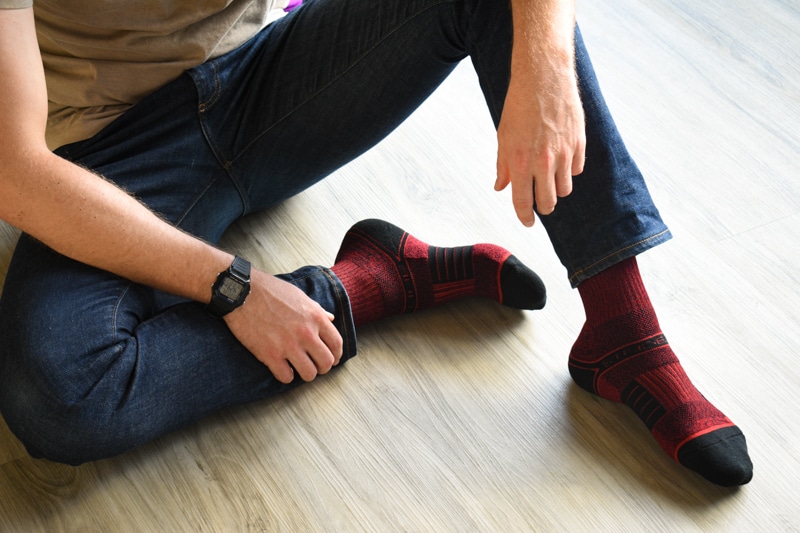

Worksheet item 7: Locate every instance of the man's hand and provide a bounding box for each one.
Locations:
[224,269,344,384]
[494,0,586,227]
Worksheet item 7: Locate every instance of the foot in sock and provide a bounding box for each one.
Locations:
[568,257,753,486]
[331,219,546,326]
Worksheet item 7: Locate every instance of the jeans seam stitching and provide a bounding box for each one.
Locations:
[111,283,133,345]
[172,176,227,228]
[193,60,251,216]
[568,229,671,285]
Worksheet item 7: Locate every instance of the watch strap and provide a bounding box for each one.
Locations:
[229,255,251,280]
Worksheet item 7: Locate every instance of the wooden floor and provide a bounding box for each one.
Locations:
[1,0,799,530]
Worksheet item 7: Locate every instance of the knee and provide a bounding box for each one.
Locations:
[0,333,141,465]
[1,386,138,466]
[0,236,154,464]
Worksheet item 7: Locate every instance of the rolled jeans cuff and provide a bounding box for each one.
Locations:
[567,228,673,287]
[276,265,358,361]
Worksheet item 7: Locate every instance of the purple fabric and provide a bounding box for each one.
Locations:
[285,0,302,12]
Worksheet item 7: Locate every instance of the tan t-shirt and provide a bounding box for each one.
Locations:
[1,0,287,149]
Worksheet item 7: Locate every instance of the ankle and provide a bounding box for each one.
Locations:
[578,257,653,325]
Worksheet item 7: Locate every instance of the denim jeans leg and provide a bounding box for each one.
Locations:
[467,23,673,287]
[0,75,357,465]
[0,231,355,464]
[191,0,670,287]
[184,0,471,214]
[539,28,672,287]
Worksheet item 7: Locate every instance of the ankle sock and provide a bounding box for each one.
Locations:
[331,219,546,326]
[568,257,752,486]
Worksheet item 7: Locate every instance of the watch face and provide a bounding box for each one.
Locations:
[218,276,245,301]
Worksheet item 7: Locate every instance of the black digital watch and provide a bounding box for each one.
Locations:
[206,256,251,318]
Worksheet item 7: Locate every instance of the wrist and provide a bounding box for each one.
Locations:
[206,255,252,318]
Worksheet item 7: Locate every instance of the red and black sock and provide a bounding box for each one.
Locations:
[331,219,546,326]
[569,257,753,486]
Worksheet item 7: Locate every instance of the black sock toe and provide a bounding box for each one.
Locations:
[499,255,546,310]
[677,425,753,486]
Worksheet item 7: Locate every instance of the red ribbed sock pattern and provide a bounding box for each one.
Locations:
[568,257,752,486]
[331,219,545,326]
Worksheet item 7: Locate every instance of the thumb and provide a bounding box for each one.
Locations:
[495,158,510,191]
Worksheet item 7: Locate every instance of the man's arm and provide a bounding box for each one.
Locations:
[494,0,586,226]
[0,8,341,383]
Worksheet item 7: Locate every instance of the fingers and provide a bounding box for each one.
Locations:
[572,126,587,177]
[270,360,296,385]
[274,308,343,384]
[494,159,511,192]
[533,160,558,216]
[498,155,535,227]
[320,314,344,366]
[495,66,586,226]
[510,170,536,227]
[503,149,576,226]
[303,306,342,375]
[226,271,346,385]
[554,151,575,199]
[271,340,334,384]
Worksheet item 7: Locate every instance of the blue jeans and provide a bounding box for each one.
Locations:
[0,0,670,464]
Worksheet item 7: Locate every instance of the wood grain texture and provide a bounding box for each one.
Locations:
[1,0,798,530]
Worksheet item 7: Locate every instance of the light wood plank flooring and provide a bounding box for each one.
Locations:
[1,0,798,530]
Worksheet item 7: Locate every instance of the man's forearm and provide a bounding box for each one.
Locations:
[0,7,230,305]
[1,149,231,304]
[509,0,576,82]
